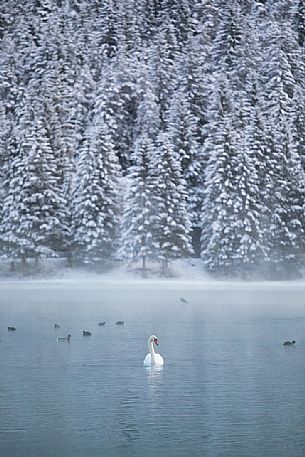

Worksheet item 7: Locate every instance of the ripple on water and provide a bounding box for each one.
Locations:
[1,287,305,457]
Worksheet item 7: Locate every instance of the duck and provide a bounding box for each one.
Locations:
[83,330,92,336]
[57,334,71,342]
[283,340,296,346]
[180,297,188,304]
[143,335,164,367]
[8,327,16,331]
[54,323,60,329]
[116,321,124,326]
[98,322,106,326]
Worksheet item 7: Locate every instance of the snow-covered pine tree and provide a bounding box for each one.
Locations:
[92,55,138,170]
[292,84,305,173]
[120,135,156,274]
[0,100,9,249]
[0,35,15,239]
[201,79,238,275]
[229,100,266,277]
[71,122,121,264]
[259,16,305,277]
[120,76,160,274]
[166,89,203,251]
[151,131,193,275]
[133,71,161,141]
[209,0,244,77]
[230,6,268,275]
[190,0,220,40]
[162,0,192,44]
[201,64,267,276]
[293,0,305,46]
[18,1,83,261]
[149,16,181,129]
[201,2,265,276]
[86,0,118,62]
[133,0,163,44]
[0,103,68,268]
[261,118,305,277]
[0,126,24,267]
[72,63,96,153]
[0,26,23,262]
[166,21,212,253]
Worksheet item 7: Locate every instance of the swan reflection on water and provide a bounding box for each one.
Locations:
[145,366,164,378]
[145,365,164,404]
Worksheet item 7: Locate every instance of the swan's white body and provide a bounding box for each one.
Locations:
[143,335,164,367]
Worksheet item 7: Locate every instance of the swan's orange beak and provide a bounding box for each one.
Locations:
[154,338,159,345]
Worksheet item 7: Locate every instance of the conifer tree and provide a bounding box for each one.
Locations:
[0,107,68,267]
[201,79,237,274]
[294,0,305,46]
[120,75,160,273]
[120,135,156,274]
[93,55,138,169]
[71,123,121,264]
[259,16,305,276]
[149,18,181,128]
[167,90,203,233]
[151,131,193,275]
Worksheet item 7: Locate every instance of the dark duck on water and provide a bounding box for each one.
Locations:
[283,340,296,346]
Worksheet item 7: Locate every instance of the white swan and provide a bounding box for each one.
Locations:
[143,335,164,367]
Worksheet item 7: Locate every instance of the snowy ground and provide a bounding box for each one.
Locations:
[1,257,305,291]
[0,257,205,279]
[0,257,208,285]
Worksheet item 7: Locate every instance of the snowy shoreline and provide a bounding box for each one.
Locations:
[1,276,305,290]
[0,258,305,290]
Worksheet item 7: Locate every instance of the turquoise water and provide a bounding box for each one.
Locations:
[1,284,305,457]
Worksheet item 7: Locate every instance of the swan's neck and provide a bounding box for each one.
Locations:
[149,339,156,364]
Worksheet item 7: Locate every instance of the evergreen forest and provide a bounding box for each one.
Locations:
[0,0,305,278]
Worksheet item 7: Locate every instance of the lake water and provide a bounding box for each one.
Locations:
[1,282,305,457]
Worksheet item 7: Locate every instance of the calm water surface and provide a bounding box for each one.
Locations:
[1,283,305,457]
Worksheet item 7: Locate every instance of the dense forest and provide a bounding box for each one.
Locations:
[0,0,304,278]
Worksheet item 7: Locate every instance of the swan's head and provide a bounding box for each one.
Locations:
[149,335,159,346]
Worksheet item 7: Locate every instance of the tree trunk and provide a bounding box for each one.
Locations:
[164,258,169,276]
[142,256,147,278]
[67,251,73,268]
[161,258,166,277]
[21,254,27,275]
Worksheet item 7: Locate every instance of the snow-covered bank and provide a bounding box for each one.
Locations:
[0,257,206,282]
[2,280,305,291]
[1,258,305,291]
